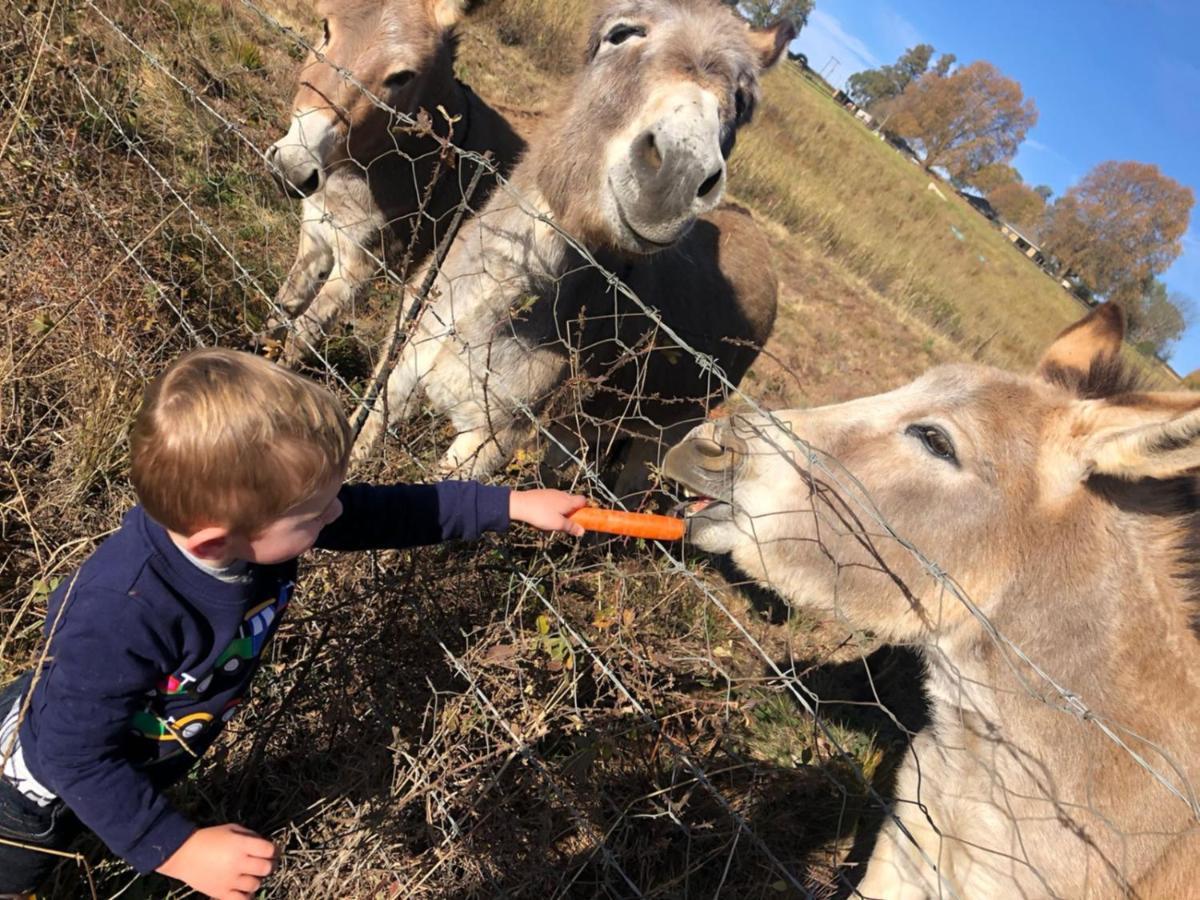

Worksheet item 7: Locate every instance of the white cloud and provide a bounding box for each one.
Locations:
[794,9,881,88]
[876,7,923,58]
[1018,136,1074,169]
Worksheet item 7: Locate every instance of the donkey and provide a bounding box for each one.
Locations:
[266,0,523,364]
[662,303,1200,898]
[354,0,793,497]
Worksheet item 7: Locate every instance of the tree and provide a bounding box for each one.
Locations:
[1126,278,1193,359]
[893,44,935,85]
[1033,184,1054,202]
[1041,161,1194,305]
[932,53,956,77]
[971,162,1022,194]
[886,61,1038,181]
[846,68,895,107]
[987,182,1046,233]
[723,0,814,29]
[846,44,935,109]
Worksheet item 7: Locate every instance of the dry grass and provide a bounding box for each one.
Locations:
[735,64,1093,368]
[472,0,593,76]
[0,0,1165,897]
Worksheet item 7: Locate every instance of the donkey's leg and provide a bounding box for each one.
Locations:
[351,332,442,463]
[855,817,939,900]
[437,410,535,479]
[283,231,378,366]
[434,340,567,477]
[274,205,335,322]
[856,752,951,900]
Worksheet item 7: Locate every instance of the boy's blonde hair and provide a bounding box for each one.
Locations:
[130,348,352,536]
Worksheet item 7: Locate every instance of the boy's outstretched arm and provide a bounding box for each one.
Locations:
[316,481,507,550]
[316,482,586,551]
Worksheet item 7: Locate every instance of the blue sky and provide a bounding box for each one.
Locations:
[791,0,1200,373]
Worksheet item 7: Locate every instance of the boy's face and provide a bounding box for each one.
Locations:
[234,477,344,564]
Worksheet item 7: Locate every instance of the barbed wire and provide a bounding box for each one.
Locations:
[2,0,1196,896]
[55,73,826,898]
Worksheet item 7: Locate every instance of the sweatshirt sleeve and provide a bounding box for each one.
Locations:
[26,588,195,874]
[315,481,511,552]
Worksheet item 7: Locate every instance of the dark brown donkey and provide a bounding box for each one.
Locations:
[664,304,1200,898]
[266,0,523,364]
[355,0,794,499]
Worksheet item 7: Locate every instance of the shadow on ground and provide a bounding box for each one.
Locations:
[46,546,930,900]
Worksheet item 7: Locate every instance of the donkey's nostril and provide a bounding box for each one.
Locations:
[298,170,321,196]
[697,167,723,200]
[639,131,663,173]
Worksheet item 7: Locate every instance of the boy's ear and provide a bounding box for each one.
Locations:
[185,526,234,561]
[1073,394,1200,481]
[1036,302,1125,384]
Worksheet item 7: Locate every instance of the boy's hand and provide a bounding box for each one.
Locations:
[157,823,278,899]
[509,489,588,536]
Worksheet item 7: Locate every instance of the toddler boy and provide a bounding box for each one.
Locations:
[0,348,585,898]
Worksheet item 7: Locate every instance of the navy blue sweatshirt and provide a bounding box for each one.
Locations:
[14,481,509,874]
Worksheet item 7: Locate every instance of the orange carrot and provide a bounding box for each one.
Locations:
[569,507,686,541]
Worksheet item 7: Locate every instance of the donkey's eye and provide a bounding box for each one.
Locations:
[734,89,749,121]
[384,70,416,90]
[605,23,646,46]
[321,19,330,45]
[907,424,958,464]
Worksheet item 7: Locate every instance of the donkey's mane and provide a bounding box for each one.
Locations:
[1056,354,1200,637]
[444,25,461,62]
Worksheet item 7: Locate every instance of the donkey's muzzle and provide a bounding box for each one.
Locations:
[662,421,748,498]
[266,144,322,198]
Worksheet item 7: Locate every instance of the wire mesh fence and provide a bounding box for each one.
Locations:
[3,1,1198,898]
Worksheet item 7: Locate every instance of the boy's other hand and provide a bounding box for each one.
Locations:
[509,489,588,537]
[157,823,278,899]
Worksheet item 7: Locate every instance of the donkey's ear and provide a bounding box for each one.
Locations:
[1035,302,1125,384]
[747,19,797,70]
[1077,394,1200,481]
[427,0,469,29]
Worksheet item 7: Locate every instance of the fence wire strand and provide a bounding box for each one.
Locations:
[2,0,1196,897]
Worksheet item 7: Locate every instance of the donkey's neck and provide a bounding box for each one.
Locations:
[936,507,1200,728]
[395,65,471,158]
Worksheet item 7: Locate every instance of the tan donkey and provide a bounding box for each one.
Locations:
[266,0,523,363]
[356,0,792,497]
[663,304,1200,898]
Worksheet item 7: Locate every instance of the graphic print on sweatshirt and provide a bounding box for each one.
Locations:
[128,581,293,763]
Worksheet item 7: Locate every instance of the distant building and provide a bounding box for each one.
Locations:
[999,222,1047,267]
